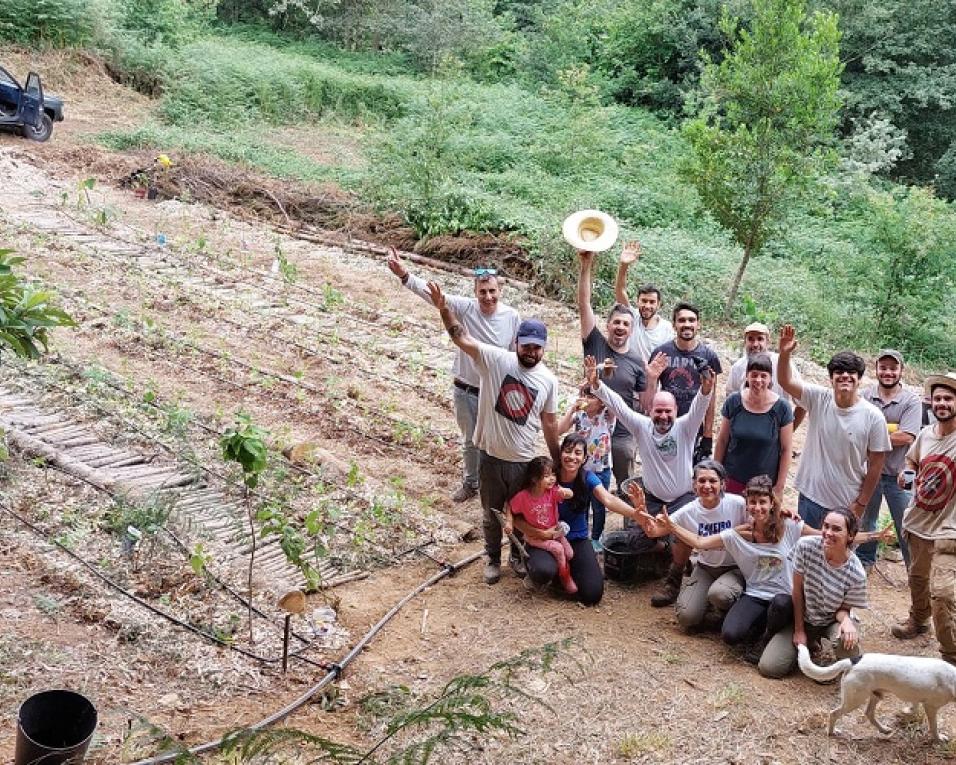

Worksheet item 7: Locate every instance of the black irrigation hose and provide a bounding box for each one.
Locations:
[129,547,483,765]
[0,499,328,669]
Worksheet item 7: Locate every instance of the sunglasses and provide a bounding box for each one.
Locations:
[474,267,498,277]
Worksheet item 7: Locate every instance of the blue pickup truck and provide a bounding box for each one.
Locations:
[0,66,64,142]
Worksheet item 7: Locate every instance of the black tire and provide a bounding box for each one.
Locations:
[23,113,53,142]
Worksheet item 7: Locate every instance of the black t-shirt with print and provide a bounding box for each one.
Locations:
[650,340,722,416]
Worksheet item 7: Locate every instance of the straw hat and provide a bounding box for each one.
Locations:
[562,209,619,252]
[925,371,956,398]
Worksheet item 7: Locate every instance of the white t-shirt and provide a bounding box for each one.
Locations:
[720,518,804,600]
[593,381,710,501]
[794,384,892,509]
[725,351,801,404]
[405,274,520,387]
[671,494,749,568]
[626,308,675,363]
[472,345,559,462]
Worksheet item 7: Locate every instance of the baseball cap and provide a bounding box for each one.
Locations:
[877,349,904,366]
[743,322,770,337]
[516,319,548,348]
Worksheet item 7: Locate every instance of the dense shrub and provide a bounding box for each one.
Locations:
[0,0,100,46]
[160,39,410,126]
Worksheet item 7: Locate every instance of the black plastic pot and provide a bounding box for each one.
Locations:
[15,689,97,765]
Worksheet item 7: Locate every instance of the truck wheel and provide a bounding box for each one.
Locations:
[23,114,54,142]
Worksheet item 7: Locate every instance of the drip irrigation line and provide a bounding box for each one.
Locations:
[0,499,329,668]
[129,547,485,765]
[5,363,399,562]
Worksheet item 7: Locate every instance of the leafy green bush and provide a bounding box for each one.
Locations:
[119,0,215,46]
[0,0,99,46]
[160,38,410,126]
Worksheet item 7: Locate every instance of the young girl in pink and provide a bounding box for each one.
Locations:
[504,456,577,594]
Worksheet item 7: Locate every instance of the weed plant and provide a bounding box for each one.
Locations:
[160,38,411,127]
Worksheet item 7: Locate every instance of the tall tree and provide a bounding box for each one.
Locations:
[682,0,842,312]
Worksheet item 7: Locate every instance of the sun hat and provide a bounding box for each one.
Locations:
[925,371,956,397]
[562,209,619,252]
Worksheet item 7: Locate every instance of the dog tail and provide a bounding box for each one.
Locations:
[796,644,854,682]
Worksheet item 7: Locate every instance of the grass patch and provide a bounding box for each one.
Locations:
[98,122,349,184]
[161,38,414,127]
[617,731,673,758]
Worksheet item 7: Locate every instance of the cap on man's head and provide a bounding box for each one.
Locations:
[516,319,548,348]
[925,371,956,398]
[743,322,770,337]
[877,349,904,366]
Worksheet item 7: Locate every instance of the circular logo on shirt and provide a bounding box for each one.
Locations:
[915,454,956,514]
[494,374,539,427]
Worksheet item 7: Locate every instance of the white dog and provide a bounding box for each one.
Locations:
[797,644,956,740]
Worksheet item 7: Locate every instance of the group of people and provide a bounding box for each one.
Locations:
[387,239,956,679]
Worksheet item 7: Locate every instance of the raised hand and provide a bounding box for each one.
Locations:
[386,246,408,279]
[577,249,596,264]
[583,355,600,390]
[557,487,574,501]
[779,324,798,355]
[620,240,641,265]
[427,281,447,311]
[647,351,669,379]
[626,480,647,512]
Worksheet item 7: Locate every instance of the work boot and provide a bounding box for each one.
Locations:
[483,562,501,585]
[892,617,930,639]
[451,484,478,503]
[650,562,683,607]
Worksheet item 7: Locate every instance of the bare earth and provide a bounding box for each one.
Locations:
[0,46,950,765]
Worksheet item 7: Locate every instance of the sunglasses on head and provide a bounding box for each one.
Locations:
[474,267,498,277]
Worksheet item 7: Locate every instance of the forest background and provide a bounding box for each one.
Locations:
[2,0,955,365]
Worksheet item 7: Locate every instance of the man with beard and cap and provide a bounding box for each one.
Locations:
[643,302,722,465]
[776,325,891,529]
[426,281,560,585]
[388,249,520,504]
[576,249,647,499]
[856,350,922,570]
[724,321,806,430]
[583,354,714,607]
[891,372,956,660]
[613,240,675,362]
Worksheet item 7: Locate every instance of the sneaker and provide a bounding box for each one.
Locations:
[483,563,501,585]
[451,484,478,503]
[509,555,527,578]
[892,617,930,640]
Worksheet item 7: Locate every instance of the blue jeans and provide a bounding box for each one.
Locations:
[590,467,611,541]
[797,494,831,530]
[452,385,480,489]
[857,474,912,568]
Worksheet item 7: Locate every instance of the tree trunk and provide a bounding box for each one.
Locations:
[725,245,753,314]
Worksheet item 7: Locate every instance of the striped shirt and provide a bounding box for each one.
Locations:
[792,537,867,627]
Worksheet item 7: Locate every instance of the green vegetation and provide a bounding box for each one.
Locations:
[0,249,75,359]
[3,1,955,362]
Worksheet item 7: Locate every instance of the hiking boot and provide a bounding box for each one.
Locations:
[451,484,478,503]
[892,617,930,640]
[650,562,683,608]
[483,563,501,585]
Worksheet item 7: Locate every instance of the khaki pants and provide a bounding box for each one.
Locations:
[758,622,862,679]
[906,532,956,662]
[675,563,743,630]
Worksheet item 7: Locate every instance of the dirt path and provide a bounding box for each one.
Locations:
[0,57,948,765]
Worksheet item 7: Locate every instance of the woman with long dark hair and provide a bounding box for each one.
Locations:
[513,433,640,605]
